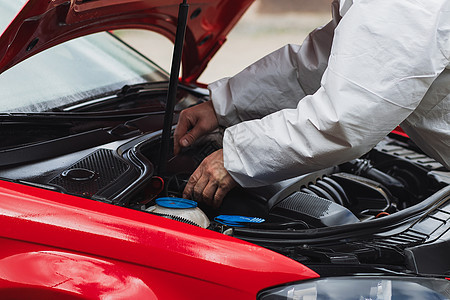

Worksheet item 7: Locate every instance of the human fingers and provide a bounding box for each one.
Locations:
[192,172,209,202]
[201,180,219,207]
[212,179,236,208]
[173,110,194,156]
[182,165,203,199]
[174,101,219,155]
[177,122,209,150]
[192,150,237,207]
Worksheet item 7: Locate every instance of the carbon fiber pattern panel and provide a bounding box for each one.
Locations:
[278,192,333,218]
[49,149,130,197]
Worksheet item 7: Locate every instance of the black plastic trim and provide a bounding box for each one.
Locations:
[234,185,450,244]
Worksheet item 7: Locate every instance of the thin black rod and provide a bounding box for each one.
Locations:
[158,0,189,176]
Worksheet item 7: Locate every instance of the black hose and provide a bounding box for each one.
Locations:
[233,186,450,244]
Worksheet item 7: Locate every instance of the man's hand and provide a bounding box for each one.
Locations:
[174,101,219,155]
[183,149,237,208]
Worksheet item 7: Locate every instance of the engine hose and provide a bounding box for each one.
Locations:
[232,186,450,243]
[301,176,349,207]
[315,178,345,206]
[342,159,406,197]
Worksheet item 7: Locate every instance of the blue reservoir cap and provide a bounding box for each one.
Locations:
[156,197,198,209]
[214,215,265,227]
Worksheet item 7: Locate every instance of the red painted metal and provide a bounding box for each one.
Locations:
[392,126,409,138]
[0,180,319,298]
[0,0,254,83]
[0,1,321,296]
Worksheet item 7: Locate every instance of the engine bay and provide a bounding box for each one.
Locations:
[1,127,447,228]
[0,116,449,276]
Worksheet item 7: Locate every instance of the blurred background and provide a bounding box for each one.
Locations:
[118,0,332,83]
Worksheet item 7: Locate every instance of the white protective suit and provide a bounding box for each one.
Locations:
[209,0,450,187]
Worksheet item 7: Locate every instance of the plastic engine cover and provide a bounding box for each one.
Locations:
[269,192,360,227]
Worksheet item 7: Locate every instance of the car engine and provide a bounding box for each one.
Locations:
[1,128,447,228]
[0,122,449,276]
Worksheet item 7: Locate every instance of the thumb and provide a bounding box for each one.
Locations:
[179,125,206,148]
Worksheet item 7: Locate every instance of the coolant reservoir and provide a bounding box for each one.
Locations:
[146,197,210,228]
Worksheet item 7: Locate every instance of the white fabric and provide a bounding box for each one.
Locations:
[209,0,450,187]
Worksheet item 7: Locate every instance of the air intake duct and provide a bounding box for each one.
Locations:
[269,192,359,228]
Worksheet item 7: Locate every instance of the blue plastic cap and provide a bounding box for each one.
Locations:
[156,197,198,209]
[214,215,265,227]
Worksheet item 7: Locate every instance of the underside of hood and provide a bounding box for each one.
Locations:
[0,0,254,82]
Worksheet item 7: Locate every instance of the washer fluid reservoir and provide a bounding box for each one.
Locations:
[146,197,210,228]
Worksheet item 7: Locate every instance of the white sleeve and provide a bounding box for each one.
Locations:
[209,1,341,127]
[223,0,450,187]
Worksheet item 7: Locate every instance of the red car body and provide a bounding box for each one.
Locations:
[0,180,317,299]
[0,1,318,298]
[0,0,254,82]
[1,1,449,299]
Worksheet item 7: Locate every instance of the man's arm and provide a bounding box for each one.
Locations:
[210,1,340,127]
[174,1,341,156]
[223,0,450,187]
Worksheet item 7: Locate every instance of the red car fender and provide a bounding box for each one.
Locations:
[0,180,319,299]
[0,238,278,299]
[0,241,157,299]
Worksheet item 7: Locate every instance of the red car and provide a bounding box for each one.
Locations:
[0,0,449,299]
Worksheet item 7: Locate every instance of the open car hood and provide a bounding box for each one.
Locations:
[0,0,254,82]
